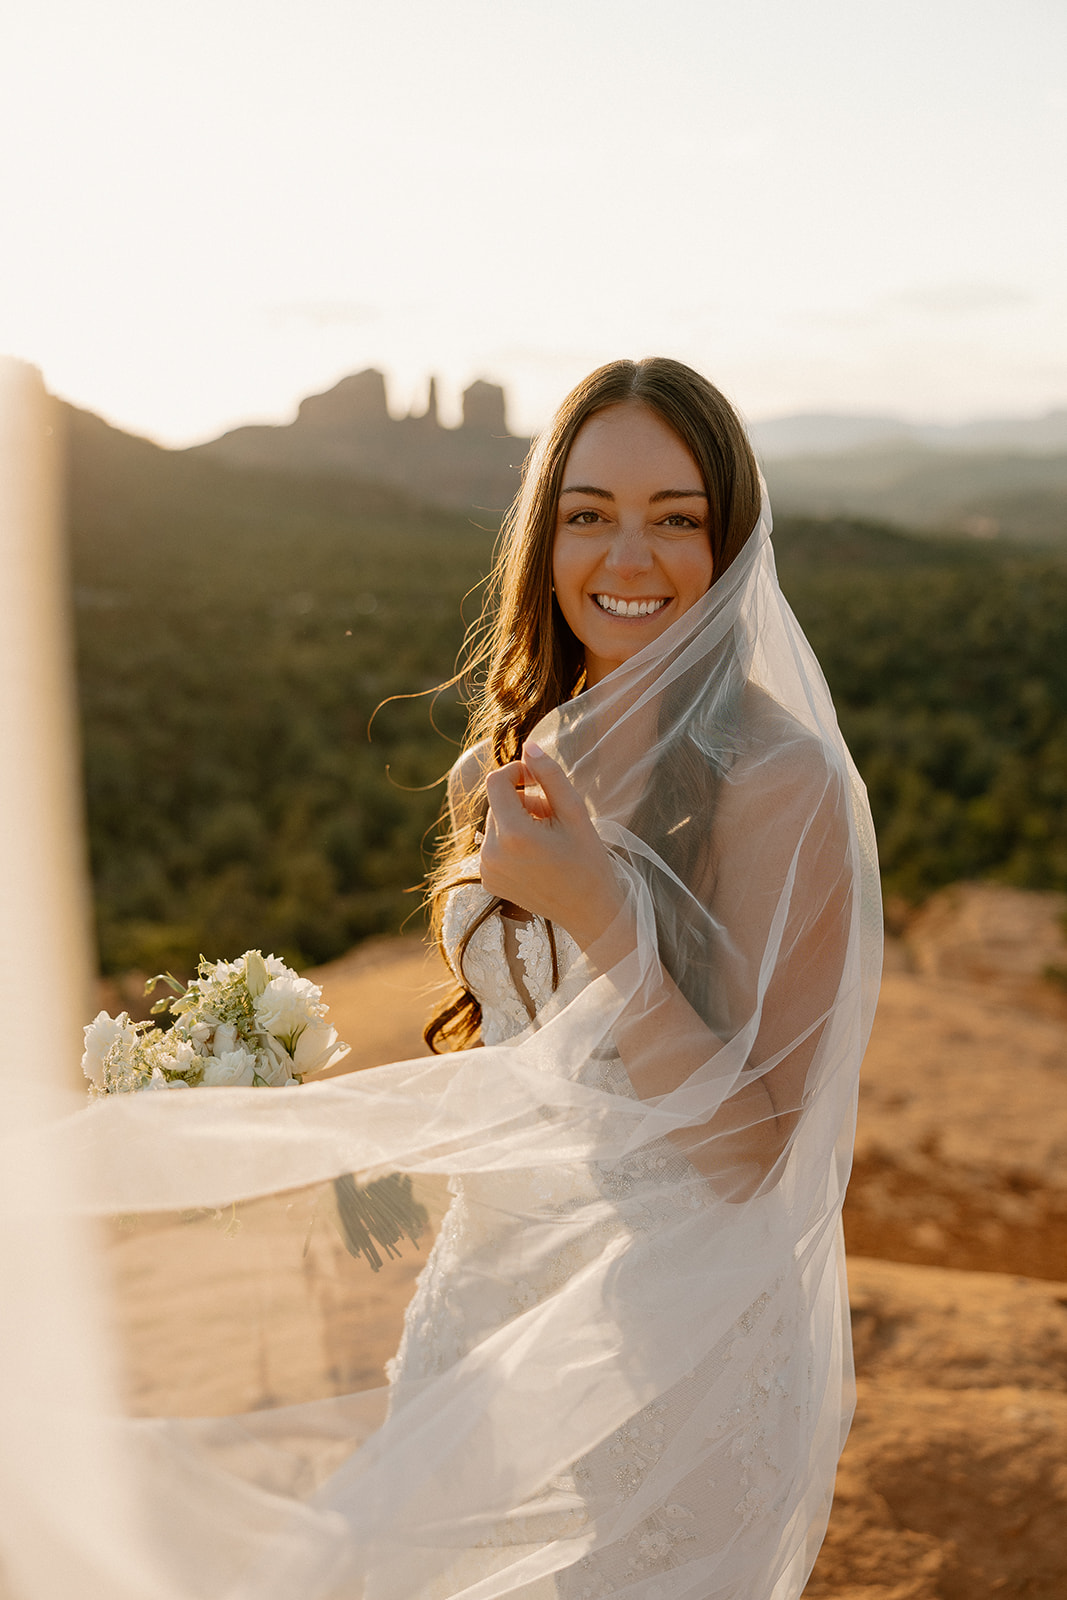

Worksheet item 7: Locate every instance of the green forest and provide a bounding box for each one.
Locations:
[67,406,1067,978]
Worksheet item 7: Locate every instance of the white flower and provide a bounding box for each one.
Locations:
[203,958,243,983]
[243,950,270,998]
[256,1032,289,1068]
[254,1048,295,1087]
[253,973,325,1049]
[252,1032,300,1086]
[201,1049,258,1087]
[211,1022,239,1057]
[144,1067,191,1092]
[81,1010,138,1088]
[168,1039,201,1075]
[293,1018,349,1079]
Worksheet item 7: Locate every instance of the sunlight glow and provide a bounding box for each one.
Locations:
[1,0,1065,444]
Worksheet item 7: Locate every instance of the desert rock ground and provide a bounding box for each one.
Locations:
[105,885,1067,1598]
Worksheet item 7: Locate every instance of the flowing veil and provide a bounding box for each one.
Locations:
[1,363,880,1600]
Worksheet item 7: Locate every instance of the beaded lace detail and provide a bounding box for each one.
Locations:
[440,875,580,1045]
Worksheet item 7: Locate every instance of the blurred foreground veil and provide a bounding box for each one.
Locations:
[0,358,169,1598]
[0,358,883,1600]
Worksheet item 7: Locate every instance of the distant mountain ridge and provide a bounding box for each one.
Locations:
[762,445,1067,546]
[185,368,1067,546]
[189,369,532,519]
[750,408,1067,459]
[749,408,1067,547]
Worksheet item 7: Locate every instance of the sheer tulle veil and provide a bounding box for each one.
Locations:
[1,359,880,1600]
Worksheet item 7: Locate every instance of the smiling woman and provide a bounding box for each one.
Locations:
[422,359,762,1052]
[393,356,879,1597]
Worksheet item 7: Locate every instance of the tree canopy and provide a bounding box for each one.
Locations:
[67,411,1067,976]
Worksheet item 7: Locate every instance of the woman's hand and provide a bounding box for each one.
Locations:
[480,742,627,950]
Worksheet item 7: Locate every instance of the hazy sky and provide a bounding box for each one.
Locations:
[2,0,1064,444]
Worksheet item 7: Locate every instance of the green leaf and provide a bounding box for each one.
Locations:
[144,971,186,998]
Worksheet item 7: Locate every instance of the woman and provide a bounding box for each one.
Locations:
[367,357,880,1599]
[21,358,878,1600]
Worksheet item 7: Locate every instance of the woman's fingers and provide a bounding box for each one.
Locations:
[485,759,556,825]
[481,748,625,946]
[519,776,553,820]
[521,743,591,829]
[485,749,593,839]
[481,764,540,904]
[484,762,534,828]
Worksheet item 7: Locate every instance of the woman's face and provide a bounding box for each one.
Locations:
[552,401,714,688]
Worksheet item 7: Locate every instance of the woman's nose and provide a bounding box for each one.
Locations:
[605,527,654,577]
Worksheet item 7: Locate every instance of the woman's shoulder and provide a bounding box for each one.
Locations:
[735,684,846,803]
[708,688,852,889]
[448,739,493,831]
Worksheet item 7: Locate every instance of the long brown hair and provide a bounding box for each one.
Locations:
[424,357,762,1052]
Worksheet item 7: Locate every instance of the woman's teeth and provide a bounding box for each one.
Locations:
[593,595,669,617]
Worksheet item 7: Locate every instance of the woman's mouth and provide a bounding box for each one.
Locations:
[592,594,670,618]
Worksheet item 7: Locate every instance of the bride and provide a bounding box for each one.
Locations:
[367,356,879,1598]
[7,356,880,1600]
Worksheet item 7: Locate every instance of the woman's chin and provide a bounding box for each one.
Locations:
[581,610,678,681]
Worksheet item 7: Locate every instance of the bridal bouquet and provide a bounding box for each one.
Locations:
[82,949,347,1096]
[82,950,427,1269]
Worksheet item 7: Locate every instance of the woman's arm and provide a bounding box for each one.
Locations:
[481,741,852,1196]
[447,738,492,835]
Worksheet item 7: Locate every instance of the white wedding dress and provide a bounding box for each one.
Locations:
[382,875,822,1600]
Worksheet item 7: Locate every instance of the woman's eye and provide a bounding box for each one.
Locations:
[661,514,700,530]
[567,510,603,526]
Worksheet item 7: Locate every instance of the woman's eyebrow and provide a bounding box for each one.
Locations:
[559,485,708,501]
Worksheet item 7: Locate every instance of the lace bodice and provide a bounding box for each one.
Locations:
[440,874,583,1045]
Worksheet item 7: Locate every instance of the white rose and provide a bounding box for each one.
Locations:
[254,1048,294,1087]
[252,1033,296,1086]
[243,952,289,986]
[81,1010,138,1088]
[243,950,270,998]
[293,1019,349,1079]
[144,1067,191,1092]
[201,1049,258,1087]
[253,974,325,1049]
[257,1032,288,1066]
[211,1022,239,1057]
